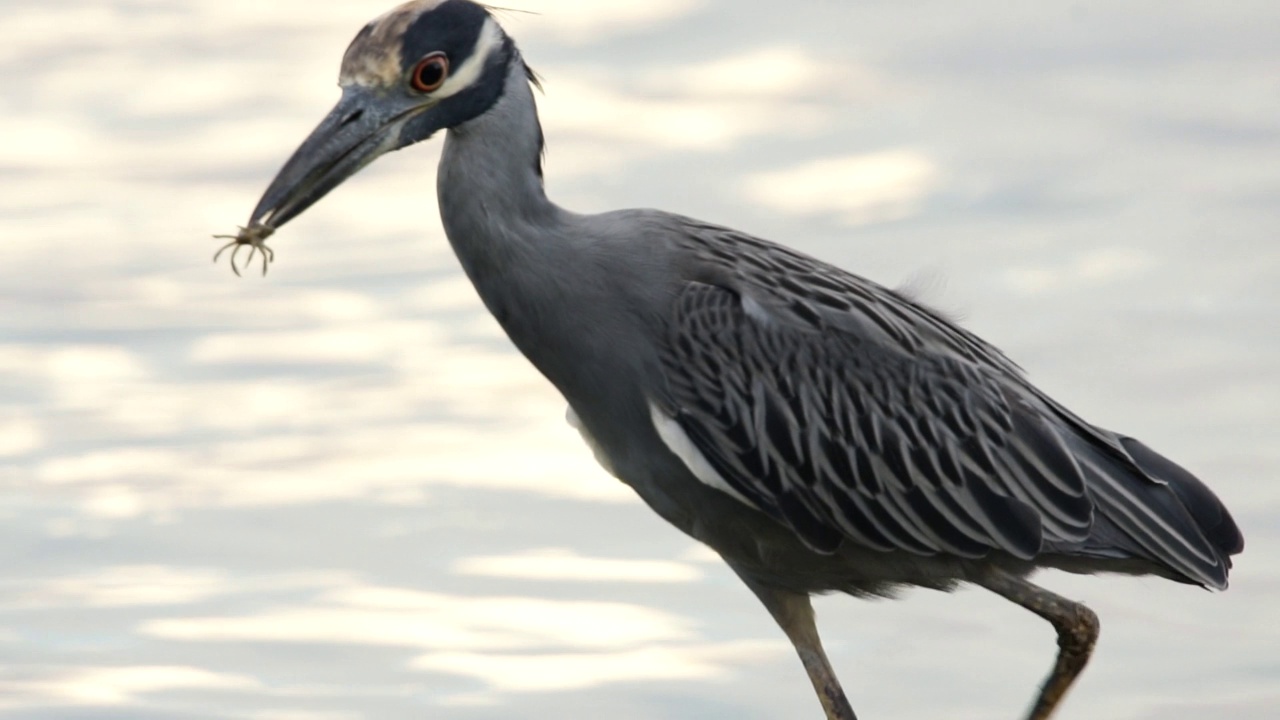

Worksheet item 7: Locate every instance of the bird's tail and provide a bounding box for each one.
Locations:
[1067,431,1243,590]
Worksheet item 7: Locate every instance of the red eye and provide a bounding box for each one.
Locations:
[411,53,449,93]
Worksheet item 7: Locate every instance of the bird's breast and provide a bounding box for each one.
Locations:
[565,404,619,478]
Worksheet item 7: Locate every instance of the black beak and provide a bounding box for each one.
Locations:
[249,86,428,229]
[216,85,448,276]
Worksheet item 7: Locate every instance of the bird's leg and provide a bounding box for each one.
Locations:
[975,568,1100,720]
[741,579,857,720]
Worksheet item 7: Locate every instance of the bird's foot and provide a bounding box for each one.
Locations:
[214,223,276,276]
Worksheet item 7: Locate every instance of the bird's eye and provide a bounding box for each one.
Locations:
[411,53,449,93]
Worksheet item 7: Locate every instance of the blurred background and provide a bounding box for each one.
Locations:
[1,0,1277,718]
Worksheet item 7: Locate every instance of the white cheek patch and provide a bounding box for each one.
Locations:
[434,17,504,100]
[649,402,757,508]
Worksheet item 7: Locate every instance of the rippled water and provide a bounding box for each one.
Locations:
[2,1,1277,718]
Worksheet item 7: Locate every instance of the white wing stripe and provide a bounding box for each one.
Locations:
[649,402,758,508]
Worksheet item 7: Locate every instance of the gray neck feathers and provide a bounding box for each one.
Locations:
[436,52,578,366]
[437,53,558,276]
[433,51,653,424]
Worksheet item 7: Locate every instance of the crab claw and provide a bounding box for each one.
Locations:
[213,223,276,276]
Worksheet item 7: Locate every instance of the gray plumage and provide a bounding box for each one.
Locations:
[658,222,1234,587]
[223,2,1243,718]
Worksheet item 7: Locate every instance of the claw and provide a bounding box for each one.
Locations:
[213,223,276,276]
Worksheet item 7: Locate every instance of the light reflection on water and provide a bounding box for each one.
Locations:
[1,0,1277,718]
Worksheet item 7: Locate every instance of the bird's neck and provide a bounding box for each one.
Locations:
[436,56,584,370]
[437,57,562,282]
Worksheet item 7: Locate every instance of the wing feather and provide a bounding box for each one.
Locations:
[653,220,1238,587]
[660,281,1082,560]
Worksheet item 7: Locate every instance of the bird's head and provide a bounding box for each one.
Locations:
[227,0,517,262]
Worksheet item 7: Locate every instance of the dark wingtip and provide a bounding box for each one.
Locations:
[1119,436,1245,560]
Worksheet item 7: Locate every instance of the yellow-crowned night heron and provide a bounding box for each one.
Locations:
[217,2,1244,718]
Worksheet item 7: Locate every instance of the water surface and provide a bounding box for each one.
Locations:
[1,1,1277,718]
